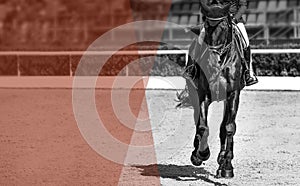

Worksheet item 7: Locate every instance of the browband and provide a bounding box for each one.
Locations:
[206,16,227,21]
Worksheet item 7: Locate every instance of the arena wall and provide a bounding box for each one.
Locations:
[0,50,299,90]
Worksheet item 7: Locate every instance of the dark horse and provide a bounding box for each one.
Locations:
[179,2,246,178]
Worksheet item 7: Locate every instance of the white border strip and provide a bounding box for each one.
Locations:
[0,76,299,90]
[1,49,300,56]
[251,49,300,54]
[0,50,188,56]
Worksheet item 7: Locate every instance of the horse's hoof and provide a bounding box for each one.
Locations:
[199,147,210,161]
[221,169,234,178]
[190,154,203,166]
[215,169,234,179]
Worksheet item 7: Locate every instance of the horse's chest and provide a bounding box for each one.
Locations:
[206,62,241,101]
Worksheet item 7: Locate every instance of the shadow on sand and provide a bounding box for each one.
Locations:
[133,164,228,186]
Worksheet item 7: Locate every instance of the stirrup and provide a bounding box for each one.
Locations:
[245,70,258,86]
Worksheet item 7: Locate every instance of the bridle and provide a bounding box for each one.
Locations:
[205,15,233,57]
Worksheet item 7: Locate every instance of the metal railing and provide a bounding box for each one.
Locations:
[1,49,299,77]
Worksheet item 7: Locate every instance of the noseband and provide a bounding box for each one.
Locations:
[206,16,227,23]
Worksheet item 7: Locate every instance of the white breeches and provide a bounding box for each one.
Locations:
[235,23,249,47]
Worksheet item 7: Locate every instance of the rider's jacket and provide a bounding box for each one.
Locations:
[218,0,247,23]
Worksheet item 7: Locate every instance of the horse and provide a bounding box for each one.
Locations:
[178,3,247,178]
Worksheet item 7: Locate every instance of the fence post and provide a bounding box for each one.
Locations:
[126,64,129,76]
[69,54,72,77]
[17,55,20,77]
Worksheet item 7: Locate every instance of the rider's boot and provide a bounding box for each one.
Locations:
[244,46,258,86]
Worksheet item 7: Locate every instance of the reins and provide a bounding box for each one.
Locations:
[213,24,244,73]
[206,16,232,58]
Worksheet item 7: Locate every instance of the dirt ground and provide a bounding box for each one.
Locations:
[0,89,299,185]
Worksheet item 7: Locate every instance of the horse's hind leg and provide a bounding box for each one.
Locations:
[216,90,240,178]
[190,94,211,166]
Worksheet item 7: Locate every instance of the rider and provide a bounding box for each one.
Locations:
[196,0,258,86]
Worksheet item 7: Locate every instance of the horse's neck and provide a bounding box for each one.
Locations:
[219,29,243,69]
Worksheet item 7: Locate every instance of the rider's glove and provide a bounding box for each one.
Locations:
[232,18,238,25]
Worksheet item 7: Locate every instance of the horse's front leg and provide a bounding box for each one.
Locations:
[216,90,240,178]
[190,93,211,166]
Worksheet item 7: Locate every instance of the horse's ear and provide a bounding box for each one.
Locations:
[220,3,231,15]
[201,2,231,18]
[199,0,212,15]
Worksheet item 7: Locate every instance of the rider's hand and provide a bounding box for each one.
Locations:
[232,18,238,25]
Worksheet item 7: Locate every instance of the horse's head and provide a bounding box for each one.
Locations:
[200,2,232,61]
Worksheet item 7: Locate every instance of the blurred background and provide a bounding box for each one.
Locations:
[0,0,299,77]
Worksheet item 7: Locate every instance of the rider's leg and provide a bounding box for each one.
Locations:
[236,23,258,86]
[183,27,206,82]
